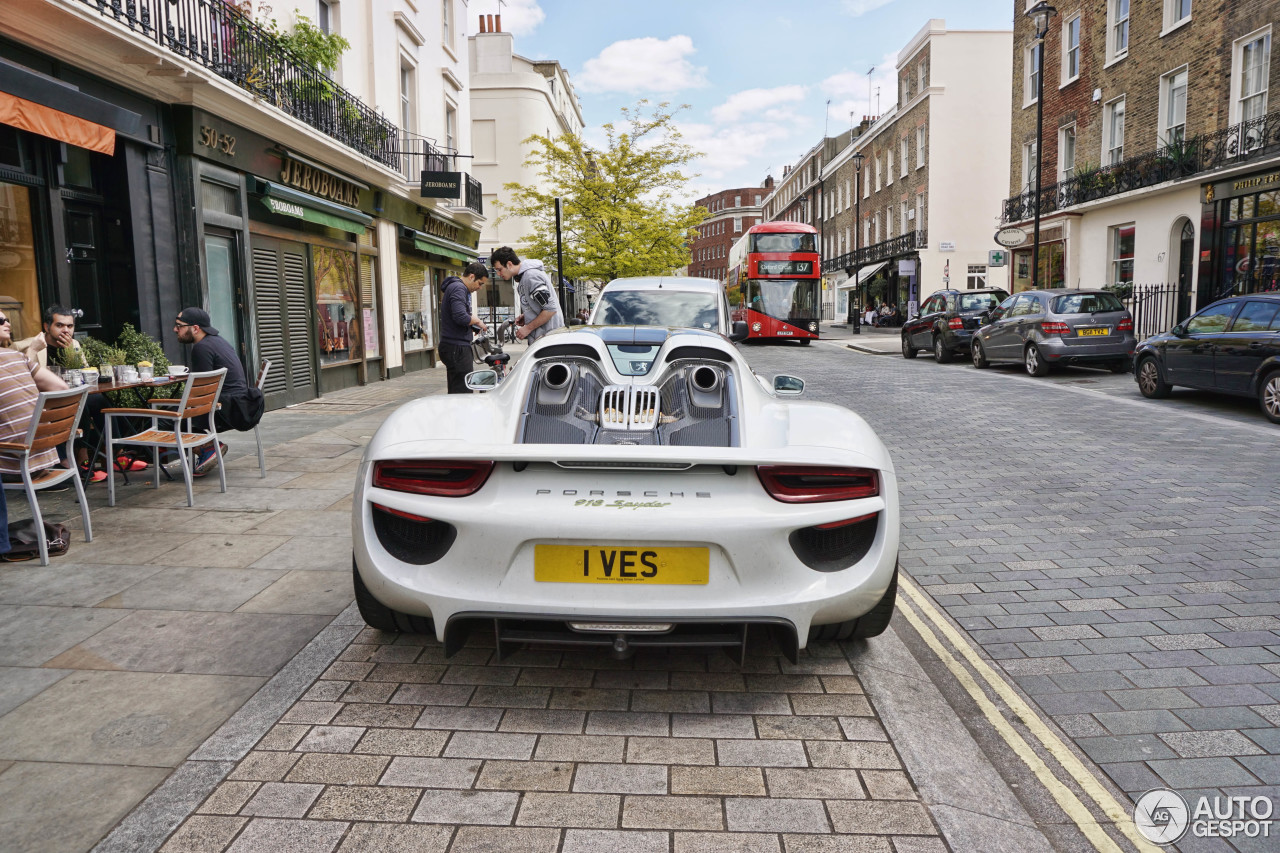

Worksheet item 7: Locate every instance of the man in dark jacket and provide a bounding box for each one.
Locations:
[439,262,490,394]
[175,307,257,475]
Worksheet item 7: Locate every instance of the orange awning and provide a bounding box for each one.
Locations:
[0,90,115,156]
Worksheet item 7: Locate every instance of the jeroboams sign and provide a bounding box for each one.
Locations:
[280,158,361,207]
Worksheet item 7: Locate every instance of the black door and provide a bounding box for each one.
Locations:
[250,235,316,409]
[1176,221,1195,324]
[1165,300,1239,388]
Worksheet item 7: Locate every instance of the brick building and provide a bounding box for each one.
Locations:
[687,182,770,281]
[816,20,1013,320]
[1002,0,1279,325]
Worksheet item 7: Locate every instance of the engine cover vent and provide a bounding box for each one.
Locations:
[599,385,661,431]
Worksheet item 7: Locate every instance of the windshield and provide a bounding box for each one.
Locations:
[593,290,719,331]
[1051,292,1125,314]
[958,291,1009,312]
[750,233,817,253]
[745,279,819,320]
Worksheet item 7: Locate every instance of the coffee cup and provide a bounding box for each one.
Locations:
[169,365,189,376]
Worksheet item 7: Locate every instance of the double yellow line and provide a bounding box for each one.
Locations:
[897,575,1162,853]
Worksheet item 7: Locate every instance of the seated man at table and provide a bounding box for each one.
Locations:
[174,307,262,476]
[0,312,70,479]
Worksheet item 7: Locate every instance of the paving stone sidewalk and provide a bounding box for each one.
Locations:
[162,630,945,853]
[0,364,455,853]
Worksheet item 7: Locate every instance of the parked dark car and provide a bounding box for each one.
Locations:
[901,288,1009,362]
[1134,293,1280,423]
[970,289,1136,376]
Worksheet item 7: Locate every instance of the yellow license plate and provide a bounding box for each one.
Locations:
[534,545,709,585]
[1078,328,1109,336]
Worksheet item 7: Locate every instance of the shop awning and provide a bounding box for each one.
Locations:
[411,236,474,264]
[0,59,140,156]
[856,261,888,286]
[259,180,372,234]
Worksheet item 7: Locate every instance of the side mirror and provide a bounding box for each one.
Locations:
[1171,324,1186,337]
[773,375,805,395]
[729,320,750,343]
[465,369,498,391]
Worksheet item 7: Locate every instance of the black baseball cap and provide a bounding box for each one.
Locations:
[177,307,219,336]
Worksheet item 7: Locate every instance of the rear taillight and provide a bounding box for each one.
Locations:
[1040,321,1070,335]
[372,502,433,522]
[1117,317,1133,331]
[816,512,879,530]
[948,317,964,330]
[757,466,879,503]
[372,460,494,497]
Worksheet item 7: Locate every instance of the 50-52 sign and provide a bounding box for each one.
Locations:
[198,126,236,156]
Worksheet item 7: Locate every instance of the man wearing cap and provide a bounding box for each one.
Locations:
[175,308,252,476]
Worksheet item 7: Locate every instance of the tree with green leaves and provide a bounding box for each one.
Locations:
[501,101,707,283]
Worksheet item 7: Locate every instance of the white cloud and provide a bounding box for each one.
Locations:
[472,0,545,37]
[711,85,808,124]
[840,0,897,17]
[821,54,899,124]
[576,36,708,94]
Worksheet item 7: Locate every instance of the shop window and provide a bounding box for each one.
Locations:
[314,246,360,366]
[0,183,40,340]
[62,146,95,190]
[1111,224,1135,288]
[967,265,987,289]
[360,255,379,360]
[399,260,434,353]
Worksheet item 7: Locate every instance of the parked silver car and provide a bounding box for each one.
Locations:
[970,289,1136,376]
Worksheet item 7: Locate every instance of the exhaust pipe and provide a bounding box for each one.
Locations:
[686,364,724,409]
[537,362,577,407]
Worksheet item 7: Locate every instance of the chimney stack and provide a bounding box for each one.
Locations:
[480,15,488,32]
[494,14,502,32]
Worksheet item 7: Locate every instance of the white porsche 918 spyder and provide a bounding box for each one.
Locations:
[352,325,899,662]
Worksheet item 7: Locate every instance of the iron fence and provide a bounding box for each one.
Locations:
[76,0,399,168]
[1003,110,1280,224]
[822,229,928,274]
[1119,283,1189,341]
[464,175,483,215]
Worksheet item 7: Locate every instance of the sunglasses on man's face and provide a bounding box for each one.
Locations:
[0,316,9,325]
[174,321,194,328]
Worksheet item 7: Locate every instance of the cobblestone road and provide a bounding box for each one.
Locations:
[745,339,1280,853]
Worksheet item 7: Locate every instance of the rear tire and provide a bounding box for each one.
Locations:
[1137,356,1171,399]
[971,340,989,369]
[901,334,917,359]
[808,568,898,643]
[1025,343,1050,377]
[933,335,954,363]
[353,559,434,634]
[1259,369,1280,424]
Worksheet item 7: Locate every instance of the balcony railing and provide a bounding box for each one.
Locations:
[822,230,928,273]
[464,174,483,215]
[390,134,448,183]
[1003,110,1280,224]
[75,0,399,169]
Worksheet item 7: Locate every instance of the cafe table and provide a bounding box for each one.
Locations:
[79,372,190,487]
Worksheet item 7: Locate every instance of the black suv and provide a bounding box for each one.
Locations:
[902,288,1009,362]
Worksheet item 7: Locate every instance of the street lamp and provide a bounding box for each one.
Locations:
[1026,1,1056,290]
[850,150,866,330]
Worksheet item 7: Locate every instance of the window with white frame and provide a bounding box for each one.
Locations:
[1022,140,1038,192]
[1108,0,1130,61]
[318,0,333,34]
[755,194,762,205]
[1161,68,1188,145]
[900,201,909,234]
[915,193,925,231]
[967,265,987,289]
[1234,29,1271,123]
[863,163,870,198]
[1164,0,1191,31]
[885,208,893,239]
[1104,97,1126,165]
[887,149,894,185]
[875,157,882,191]
[916,126,926,168]
[399,63,416,133]
[1025,42,1042,106]
[864,218,870,247]
[900,138,909,177]
[845,226,851,251]
[873,212,881,243]
[1111,224,1135,286]
[445,103,457,153]
[1063,15,1081,81]
[734,216,741,232]
[442,0,453,49]
[900,76,910,105]
[1059,124,1077,180]
[844,180,851,210]
[735,195,741,207]
[918,58,928,91]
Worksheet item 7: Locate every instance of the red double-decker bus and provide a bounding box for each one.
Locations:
[726,222,821,343]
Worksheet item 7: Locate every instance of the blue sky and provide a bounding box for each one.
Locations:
[470,0,1015,202]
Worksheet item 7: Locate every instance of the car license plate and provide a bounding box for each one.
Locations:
[1078,328,1109,336]
[534,544,709,585]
